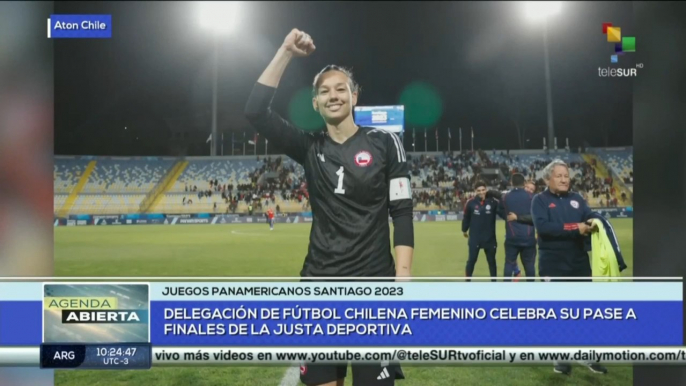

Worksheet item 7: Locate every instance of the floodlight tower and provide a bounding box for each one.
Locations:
[198,2,240,156]
[524,2,561,150]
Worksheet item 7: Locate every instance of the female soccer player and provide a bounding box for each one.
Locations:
[245,28,413,386]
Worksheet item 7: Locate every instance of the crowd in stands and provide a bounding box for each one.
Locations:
[409,152,482,188]
[406,149,631,212]
[482,151,629,207]
[54,149,633,215]
[593,148,633,186]
[179,156,310,214]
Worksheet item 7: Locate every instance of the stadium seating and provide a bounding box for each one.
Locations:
[54,150,633,216]
[593,148,633,181]
[171,159,264,192]
[54,194,68,214]
[153,194,304,215]
[151,157,307,214]
[69,194,146,215]
[486,152,585,180]
[409,154,474,189]
[282,158,306,183]
[81,159,175,194]
[170,158,306,192]
[411,167,462,189]
[54,158,89,194]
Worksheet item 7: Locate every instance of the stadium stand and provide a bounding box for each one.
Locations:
[171,159,260,193]
[55,157,176,215]
[54,195,68,214]
[81,158,175,194]
[54,149,632,216]
[70,194,147,215]
[151,156,307,214]
[53,157,88,194]
[408,153,477,189]
[486,151,585,181]
[592,147,634,189]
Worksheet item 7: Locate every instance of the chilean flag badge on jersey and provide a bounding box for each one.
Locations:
[354,151,373,167]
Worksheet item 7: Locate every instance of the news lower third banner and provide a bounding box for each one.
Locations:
[0,281,682,368]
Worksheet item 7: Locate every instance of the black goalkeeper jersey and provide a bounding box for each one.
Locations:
[245,82,412,278]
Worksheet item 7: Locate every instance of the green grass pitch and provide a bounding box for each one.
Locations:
[54,219,633,386]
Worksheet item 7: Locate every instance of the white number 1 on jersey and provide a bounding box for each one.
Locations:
[335,166,345,194]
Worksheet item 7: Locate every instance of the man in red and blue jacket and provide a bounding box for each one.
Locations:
[531,162,595,280]
[531,160,608,376]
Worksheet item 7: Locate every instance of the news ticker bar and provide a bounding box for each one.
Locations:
[2,347,686,367]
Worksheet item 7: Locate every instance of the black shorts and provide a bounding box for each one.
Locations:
[298,276,404,385]
[300,363,404,385]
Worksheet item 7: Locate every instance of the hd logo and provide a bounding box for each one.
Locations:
[43,283,150,344]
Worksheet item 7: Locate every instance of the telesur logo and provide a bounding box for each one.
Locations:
[598,22,642,77]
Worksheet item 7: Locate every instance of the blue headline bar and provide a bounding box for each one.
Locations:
[151,300,682,346]
[1,300,682,346]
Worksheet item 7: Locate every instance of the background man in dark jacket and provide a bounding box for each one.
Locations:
[462,181,501,281]
[497,174,536,280]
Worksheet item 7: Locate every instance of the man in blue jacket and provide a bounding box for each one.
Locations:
[488,178,539,280]
[462,181,501,282]
[497,174,537,281]
[531,159,607,376]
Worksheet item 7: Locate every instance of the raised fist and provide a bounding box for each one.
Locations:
[282,28,316,57]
